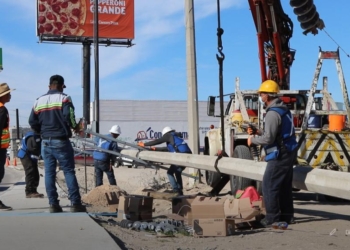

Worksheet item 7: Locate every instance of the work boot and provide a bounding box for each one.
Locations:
[70,203,87,213]
[49,204,63,213]
[26,192,45,198]
[177,190,184,196]
[0,200,12,211]
[287,217,296,224]
[259,218,273,228]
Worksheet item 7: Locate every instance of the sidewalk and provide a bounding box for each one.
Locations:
[0,164,120,250]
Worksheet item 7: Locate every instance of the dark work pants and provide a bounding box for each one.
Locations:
[20,155,40,195]
[262,149,297,223]
[0,148,6,183]
[94,160,117,186]
[167,165,185,191]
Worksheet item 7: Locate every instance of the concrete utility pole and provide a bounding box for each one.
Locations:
[185,0,200,186]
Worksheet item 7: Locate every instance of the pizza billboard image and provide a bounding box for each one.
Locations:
[37,0,134,39]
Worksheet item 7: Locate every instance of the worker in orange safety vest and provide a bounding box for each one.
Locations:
[0,83,15,211]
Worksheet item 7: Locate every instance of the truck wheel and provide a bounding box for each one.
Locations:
[205,170,222,187]
[203,136,222,187]
[230,145,261,196]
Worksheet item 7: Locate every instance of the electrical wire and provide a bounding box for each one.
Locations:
[323,29,350,57]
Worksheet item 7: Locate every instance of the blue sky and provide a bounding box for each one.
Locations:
[1,0,350,126]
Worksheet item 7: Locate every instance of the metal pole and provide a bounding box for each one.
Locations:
[93,0,100,133]
[83,141,88,193]
[185,0,200,185]
[82,42,91,124]
[15,108,19,139]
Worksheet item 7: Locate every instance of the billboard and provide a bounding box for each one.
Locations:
[37,0,134,39]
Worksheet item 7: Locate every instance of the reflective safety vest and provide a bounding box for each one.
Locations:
[17,131,41,160]
[263,107,298,161]
[167,132,192,153]
[93,135,113,161]
[0,103,10,149]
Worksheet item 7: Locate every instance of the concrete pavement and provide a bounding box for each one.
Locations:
[0,164,120,250]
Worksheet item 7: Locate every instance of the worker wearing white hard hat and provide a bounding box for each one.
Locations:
[92,125,121,187]
[138,126,192,196]
[109,125,122,135]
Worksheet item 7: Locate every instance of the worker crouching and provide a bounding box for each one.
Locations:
[17,130,44,198]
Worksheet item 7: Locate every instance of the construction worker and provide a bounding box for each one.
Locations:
[92,125,121,186]
[17,130,44,198]
[247,80,298,227]
[29,74,86,213]
[138,126,192,196]
[0,83,15,211]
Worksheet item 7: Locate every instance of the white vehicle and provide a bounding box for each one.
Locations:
[114,147,136,168]
[114,156,134,168]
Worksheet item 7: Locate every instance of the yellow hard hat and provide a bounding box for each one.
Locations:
[258,80,280,93]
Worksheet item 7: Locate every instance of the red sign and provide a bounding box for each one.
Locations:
[37,0,134,39]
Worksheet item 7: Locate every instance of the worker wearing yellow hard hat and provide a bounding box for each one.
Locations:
[257,79,280,93]
[247,79,298,228]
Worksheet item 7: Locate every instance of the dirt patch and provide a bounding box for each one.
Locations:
[82,185,128,207]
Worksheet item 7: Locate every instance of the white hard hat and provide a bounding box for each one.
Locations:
[109,125,121,135]
[162,126,174,136]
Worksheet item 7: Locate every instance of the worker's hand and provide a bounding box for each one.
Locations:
[73,124,82,134]
[247,127,254,135]
[137,141,145,147]
[151,146,156,151]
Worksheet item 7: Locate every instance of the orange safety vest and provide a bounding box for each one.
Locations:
[0,103,10,149]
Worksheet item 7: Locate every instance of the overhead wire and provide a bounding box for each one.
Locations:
[323,29,350,57]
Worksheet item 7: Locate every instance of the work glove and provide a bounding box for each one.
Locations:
[138,141,145,147]
[151,147,156,151]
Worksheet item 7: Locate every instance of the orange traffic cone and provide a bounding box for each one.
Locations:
[13,158,17,167]
[5,157,10,167]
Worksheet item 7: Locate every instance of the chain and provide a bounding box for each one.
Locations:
[216,0,225,63]
[216,0,226,155]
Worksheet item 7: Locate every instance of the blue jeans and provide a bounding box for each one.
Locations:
[94,160,117,186]
[167,165,185,192]
[41,139,81,205]
[263,149,297,223]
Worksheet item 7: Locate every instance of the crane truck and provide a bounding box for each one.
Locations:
[204,0,350,200]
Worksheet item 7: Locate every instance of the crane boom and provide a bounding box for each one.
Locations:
[248,0,325,90]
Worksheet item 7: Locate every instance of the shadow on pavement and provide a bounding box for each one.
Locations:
[294,208,350,222]
[293,191,350,204]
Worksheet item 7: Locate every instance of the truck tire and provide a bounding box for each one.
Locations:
[230,145,262,195]
[203,136,222,187]
[205,170,222,187]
